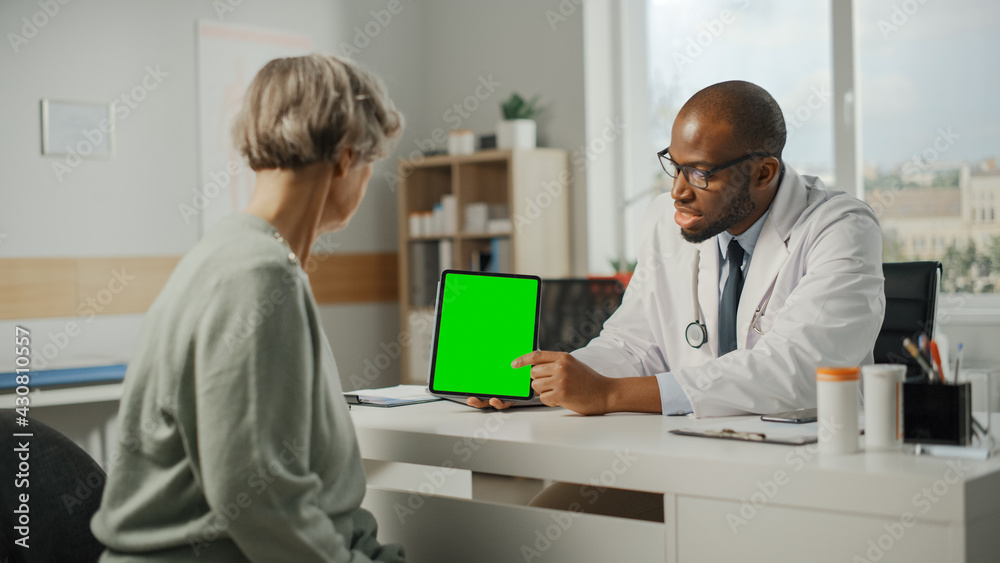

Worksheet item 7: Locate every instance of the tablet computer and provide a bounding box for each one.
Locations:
[427,269,540,401]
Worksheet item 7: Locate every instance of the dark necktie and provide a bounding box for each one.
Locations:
[719,239,745,356]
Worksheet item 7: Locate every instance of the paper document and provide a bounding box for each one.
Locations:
[344,384,441,407]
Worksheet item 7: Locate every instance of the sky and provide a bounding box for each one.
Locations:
[647,0,1000,176]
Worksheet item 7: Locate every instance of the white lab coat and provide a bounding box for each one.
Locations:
[573,166,885,417]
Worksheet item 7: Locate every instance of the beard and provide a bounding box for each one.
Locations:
[680,176,755,244]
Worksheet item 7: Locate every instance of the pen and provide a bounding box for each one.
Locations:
[954,343,964,384]
[903,337,936,383]
[929,340,945,383]
[918,333,931,365]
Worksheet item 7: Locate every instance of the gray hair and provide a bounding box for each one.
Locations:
[232,53,403,171]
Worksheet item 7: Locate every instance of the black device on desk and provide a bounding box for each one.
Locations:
[761,407,817,424]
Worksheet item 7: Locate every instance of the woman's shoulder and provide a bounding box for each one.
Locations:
[162,214,308,313]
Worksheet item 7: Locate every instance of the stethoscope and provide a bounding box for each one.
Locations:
[685,250,777,349]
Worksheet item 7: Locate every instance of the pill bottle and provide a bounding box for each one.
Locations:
[817,366,860,455]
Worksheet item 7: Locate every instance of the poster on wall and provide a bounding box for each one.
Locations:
[194,21,312,237]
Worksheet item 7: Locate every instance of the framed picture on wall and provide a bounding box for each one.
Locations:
[40,99,115,159]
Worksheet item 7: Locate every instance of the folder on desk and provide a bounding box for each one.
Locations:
[343,384,442,407]
[671,419,823,446]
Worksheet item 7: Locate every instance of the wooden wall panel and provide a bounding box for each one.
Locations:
[0,259,77,319]
[307,252,399,304]
[0,252,399,320]
[75,256,181,316]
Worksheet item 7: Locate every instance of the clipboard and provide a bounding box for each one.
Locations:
[344,395,440,408]
[343,385,442,408]
[670,419,826,446]
[671,427,816,446]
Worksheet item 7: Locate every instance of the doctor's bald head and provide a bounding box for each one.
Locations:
[678,80,786,161]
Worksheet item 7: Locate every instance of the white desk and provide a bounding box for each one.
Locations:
[352,401,1000,563]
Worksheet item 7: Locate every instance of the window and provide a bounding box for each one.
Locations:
[637,1,832,259]
[859,0,1000,293]
[631,0,1000,294]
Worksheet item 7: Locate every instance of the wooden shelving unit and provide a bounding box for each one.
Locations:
[397,149,571,383]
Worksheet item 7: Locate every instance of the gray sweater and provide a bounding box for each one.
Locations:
[91,213,404,562]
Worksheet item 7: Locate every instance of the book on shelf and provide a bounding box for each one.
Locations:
[490,237,512,273]
[410,239,455,307]
[406,309,435,381]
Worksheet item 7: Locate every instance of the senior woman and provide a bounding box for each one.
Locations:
[91,54,405,562]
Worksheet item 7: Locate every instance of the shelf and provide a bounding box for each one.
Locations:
[461,231,511,239]
[409,234,457,241]
[407,232,510,241]
[397,149,570,382]
[402,148,568,169]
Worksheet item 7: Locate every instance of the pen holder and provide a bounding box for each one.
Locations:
[903,382,972,446]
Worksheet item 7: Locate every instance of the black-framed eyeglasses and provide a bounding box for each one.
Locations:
[657,146,775,189]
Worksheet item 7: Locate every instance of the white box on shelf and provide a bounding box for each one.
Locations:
[409,212,422,237]
[464,202,489,233]
[441,194,458,234]
[419,212,433,236]
[439,239,453,272]
[487,218,512,234]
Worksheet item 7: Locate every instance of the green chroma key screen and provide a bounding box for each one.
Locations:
[429,270,540,399]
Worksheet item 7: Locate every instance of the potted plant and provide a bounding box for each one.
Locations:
[497,92,541,150]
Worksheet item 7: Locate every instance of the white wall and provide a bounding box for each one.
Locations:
[0,0,408,389]
[416,0,589,274]
[0,0,592,390]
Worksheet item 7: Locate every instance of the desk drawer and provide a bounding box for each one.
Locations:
[364,487,665,563]
[676,496,956,563]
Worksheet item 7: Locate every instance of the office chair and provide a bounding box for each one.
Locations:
[538,278,626,352]
[874,261,943,380]
[0,411,106,563]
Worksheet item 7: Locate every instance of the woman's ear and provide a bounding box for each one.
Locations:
[333,149,354,178]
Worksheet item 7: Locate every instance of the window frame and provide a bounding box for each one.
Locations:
[603,0,1000,319]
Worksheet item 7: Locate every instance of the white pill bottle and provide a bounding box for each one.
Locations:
[817,366,860,455]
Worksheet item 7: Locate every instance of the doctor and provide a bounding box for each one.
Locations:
[470,80,885,418]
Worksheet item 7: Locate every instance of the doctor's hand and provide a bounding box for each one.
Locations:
[465,396,516,410]
[516,350,614,415]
